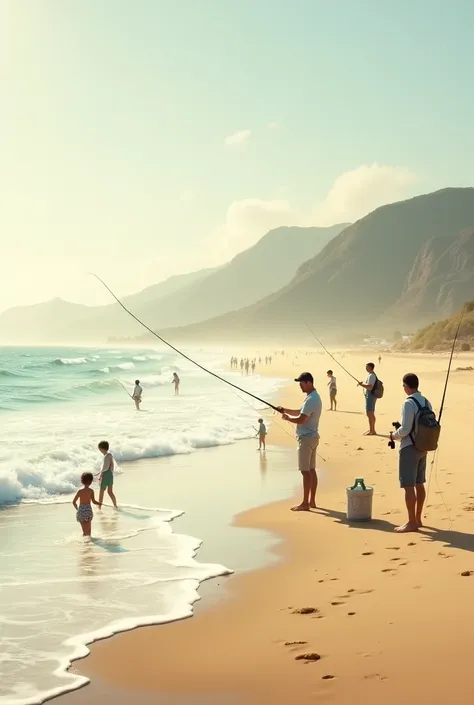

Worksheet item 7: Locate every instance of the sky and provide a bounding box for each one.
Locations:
[1,0,474,312]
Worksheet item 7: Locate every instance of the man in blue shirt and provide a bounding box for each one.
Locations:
[278,372,322,511]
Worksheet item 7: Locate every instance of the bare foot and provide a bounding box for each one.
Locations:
[291,504,310,512]
[416,518,423,528]
[394,522,418,533]
[309,502,317,509]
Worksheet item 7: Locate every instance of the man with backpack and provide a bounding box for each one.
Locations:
[390,373,438,533]
[358,362,382,435]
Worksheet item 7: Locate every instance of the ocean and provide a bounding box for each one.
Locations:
[0,346,292,705]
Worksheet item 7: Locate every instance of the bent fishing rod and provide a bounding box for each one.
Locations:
[90,274,280,411]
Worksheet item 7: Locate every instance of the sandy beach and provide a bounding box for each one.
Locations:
[63,349,474,705]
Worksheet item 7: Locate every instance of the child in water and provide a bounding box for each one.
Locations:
[172,372,180,396]
[73,472,100,537]
[97,440,118,509]
[257,418,267,450]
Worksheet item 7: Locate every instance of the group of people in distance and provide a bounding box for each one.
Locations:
[277,362,432,534]
[73,370,182,537]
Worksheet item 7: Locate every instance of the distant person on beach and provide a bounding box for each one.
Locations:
[358,363,377,435]
[327,370,337,411]
[245,359,250,375]
[73,472,100,537]
[98,441,118,509]
[277,372,322,512]
[240,358,244,374]
[378,355,382,364]
[390,373,433,533]
[172,372,180,395]
[256,418,267,450]
[251,360,256,374]
[132,379,142,410]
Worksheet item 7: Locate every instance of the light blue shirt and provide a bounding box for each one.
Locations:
[296,390,322,438]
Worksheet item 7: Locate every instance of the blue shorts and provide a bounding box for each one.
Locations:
[365,393,376,413]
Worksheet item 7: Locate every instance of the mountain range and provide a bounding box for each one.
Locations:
[0,224,347,343]
[153,188,474,344]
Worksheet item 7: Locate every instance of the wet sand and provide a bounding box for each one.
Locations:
[62,350,474,705]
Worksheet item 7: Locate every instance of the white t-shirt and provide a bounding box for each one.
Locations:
[258,422,267,435]
[365,372,376,394]
[101,451,114,473]
[328,376,337,391]
[133,384,142,399]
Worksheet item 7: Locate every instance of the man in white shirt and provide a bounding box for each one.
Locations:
[132,379,142,410]
[277,372,322,512]
[358,362,377,435]
[390,373,433,533]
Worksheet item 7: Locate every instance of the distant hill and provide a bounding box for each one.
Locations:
[158,188,474,344]
[405,300,474,351]
[0,224,346,344]
[0,267,218,344]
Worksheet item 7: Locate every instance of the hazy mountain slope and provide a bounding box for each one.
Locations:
[157,188,474,343]
[126,224,348,333]
[0,224,346,344]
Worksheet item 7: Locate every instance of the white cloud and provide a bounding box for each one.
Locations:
[210,163,418,262]
[311,163,417,225]
[224,129,251,145]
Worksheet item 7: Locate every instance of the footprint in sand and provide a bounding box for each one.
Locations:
[390,557,401,561]
[292,607,319,615]
[408,542,416,546]
[386,546,401,551]
[295,652,321,662]
[284,641,308,646]
[362,551,374,556]
[348,612,356,616]
[322,674,335,680]
[382,568,396,573]
[461,571,473,577]
[331,601,345,606]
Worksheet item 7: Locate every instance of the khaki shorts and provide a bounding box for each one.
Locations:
[297,435,319,472]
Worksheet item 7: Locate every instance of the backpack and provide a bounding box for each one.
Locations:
[371,374,384,399]
[408,396,440,452]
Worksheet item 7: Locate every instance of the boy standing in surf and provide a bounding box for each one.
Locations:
[73,472,100,537]
[97,441,118,509]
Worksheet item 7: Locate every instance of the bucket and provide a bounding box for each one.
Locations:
[346,478,373,522]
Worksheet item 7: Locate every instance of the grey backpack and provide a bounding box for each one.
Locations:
[371,374,384,399]
[408,396,440,452]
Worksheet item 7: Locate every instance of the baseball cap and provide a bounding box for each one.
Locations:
[294,372,313,383]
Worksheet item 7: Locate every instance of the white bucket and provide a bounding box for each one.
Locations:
[346,478,373,522]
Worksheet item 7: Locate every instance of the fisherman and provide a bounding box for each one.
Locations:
[358,363,377,435]
[389,373,433,533]
[277,372,322,512]
[132,379,142,410]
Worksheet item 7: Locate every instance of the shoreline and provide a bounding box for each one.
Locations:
[60,349,474,705]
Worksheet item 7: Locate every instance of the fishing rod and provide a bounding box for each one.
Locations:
[90,274,280,411]
[303,323,360,383]
[437,309,465,424]
[116,379,133,399]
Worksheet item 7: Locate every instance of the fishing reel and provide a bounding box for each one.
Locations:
[388,421,400,449]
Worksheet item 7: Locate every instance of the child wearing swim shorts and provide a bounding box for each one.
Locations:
[97,440,118,509]
[73,472,100,536]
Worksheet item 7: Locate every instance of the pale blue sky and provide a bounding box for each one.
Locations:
[1,0,473,311]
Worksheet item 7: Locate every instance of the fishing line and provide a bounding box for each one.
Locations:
[90,274,280,411]
[303,323,360,383]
